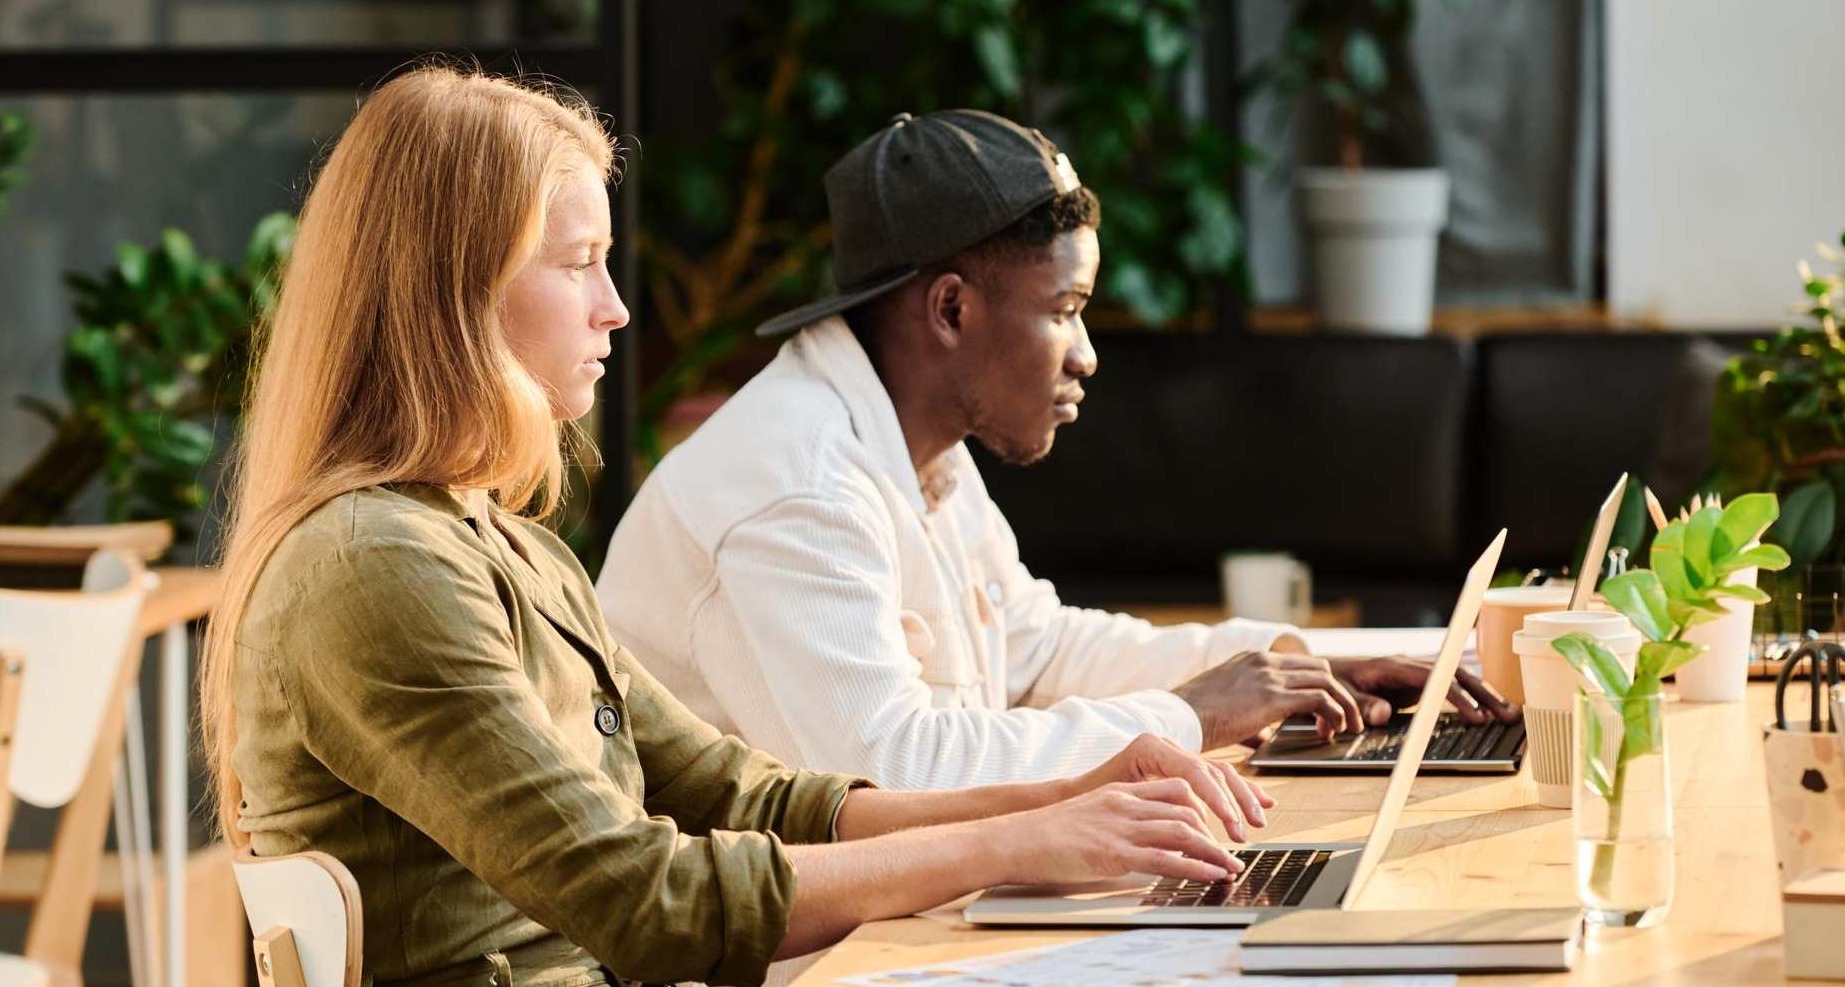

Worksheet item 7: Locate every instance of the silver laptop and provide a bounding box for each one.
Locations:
[962,530,1506,928]
[1249,473,1627,774]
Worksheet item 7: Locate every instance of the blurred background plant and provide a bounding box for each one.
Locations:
[0,111,30,219]
[1238,0,1438,171]
[1709,232,1845,571]
[636,0,1251,461]
[0,213,296,533]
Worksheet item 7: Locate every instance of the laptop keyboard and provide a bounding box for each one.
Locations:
[1139,848,1332,908]
[1345,713,1511,762]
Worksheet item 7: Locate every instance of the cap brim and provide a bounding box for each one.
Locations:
[754,267,920,337]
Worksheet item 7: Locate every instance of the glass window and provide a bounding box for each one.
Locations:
[0,93,345,492]
[0,0,596,49]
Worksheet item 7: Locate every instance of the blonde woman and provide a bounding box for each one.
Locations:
[201,65,1272,987]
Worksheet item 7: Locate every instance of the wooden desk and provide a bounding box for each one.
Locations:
[793,683,1798,985]
[1112,600,1363,630]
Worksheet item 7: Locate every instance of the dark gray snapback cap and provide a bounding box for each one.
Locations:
[755,108,1082,337]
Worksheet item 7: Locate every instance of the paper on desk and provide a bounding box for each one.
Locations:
[834,929,1456,987]
[1299,627,1476,663]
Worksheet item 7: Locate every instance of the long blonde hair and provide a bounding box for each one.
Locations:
[201,64,615,845]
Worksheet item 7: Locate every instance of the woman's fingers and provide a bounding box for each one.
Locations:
[1214,760,1272,826]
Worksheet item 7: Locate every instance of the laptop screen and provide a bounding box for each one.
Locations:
[1569,474,1629,611]
[1339,529,1506,908]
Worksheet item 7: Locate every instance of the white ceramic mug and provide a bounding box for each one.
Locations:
[1220,552,1311,625]
[1514,610,1641,808]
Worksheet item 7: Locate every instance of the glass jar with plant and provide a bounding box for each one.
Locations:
[1550,494,1790,926]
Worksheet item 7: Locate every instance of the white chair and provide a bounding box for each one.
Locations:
[0,550,149,987]
[231,848,363,987]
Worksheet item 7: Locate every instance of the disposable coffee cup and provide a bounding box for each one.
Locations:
[1676,567,1759,703]
[1514,611,1640,809]
[1478,586,1572,705]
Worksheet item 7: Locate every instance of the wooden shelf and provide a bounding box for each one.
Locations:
[1247,302,1661,339]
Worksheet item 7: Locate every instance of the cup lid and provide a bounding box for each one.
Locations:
[1512,609,1641,656]
[1483,585,1573,605]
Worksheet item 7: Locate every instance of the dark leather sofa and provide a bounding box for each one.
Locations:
[976,329,1759,626]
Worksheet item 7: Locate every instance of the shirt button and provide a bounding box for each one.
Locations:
[595,704,622,736]
[985,580,1004,607]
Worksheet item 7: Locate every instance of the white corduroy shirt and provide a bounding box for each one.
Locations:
[597,317,1299,788]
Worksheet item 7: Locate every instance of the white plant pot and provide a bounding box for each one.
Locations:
[1298,167,1450,335]
[1675,567,1759,703]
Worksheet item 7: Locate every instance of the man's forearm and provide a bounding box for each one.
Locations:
[832,779,1074,840]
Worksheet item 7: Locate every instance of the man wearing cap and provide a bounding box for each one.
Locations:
[597,110,1514,788]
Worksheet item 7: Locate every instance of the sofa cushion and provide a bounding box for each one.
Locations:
[977,333,1474,603]
[1469,332,1761,571]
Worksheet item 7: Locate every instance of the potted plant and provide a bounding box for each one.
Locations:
[0,212,295,580]
[1710,231,1845,635]
[1550,494,1789,926]
[1243,0,1448,335]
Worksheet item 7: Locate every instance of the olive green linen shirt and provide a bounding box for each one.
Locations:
[232,483,866,986]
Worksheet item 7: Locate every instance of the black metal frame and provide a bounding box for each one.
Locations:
[0,0,641,545]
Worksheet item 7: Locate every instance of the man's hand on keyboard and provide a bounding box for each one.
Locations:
[1173,650,1369,749]
[1327,655,1521,726]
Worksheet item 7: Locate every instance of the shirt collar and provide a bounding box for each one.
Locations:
[792,317,960,514]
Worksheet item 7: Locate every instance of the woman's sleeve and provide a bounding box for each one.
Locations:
[616,643,871,843]
[255,533,795,987]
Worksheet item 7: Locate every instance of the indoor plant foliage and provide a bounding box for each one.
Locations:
[1241,0,1448,335]
[0,213,296,530]
[1550,495,1789,900]
[1242,0,1434,171]
[1711,232,1845,572]
[0,112,31,219]
[638,0,1249,460]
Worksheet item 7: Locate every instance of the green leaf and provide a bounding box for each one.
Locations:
[160,229,198,286]
[1667,598,1729,633]
[1343,29,1388,94]
[1621,673,1664,761]
[1174,186,1240,273]
[1708,583,1771,605]
[1601,570,1673,642]
[1582,702,1614,799]
[1551,632,1632,698]
[1638,639,1702,680]
[1650,523,1693,603]
[1730,543,1792,571]
[116,244,148,291]
[1143,13,1190,69]
[1682,507,1720,587]
[1714,492,1780,561]
[1774,479,1836,568]
[971,26,1021,98]
[805,69,848,119]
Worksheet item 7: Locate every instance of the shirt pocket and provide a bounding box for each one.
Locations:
[900,608,980,695]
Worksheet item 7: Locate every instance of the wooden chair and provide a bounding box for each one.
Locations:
[0,550,149,987]
[231,849,362,987]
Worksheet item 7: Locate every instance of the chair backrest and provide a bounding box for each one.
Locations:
[0,648,25,844]
[233,848,363,987]
[0,549,147,807]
